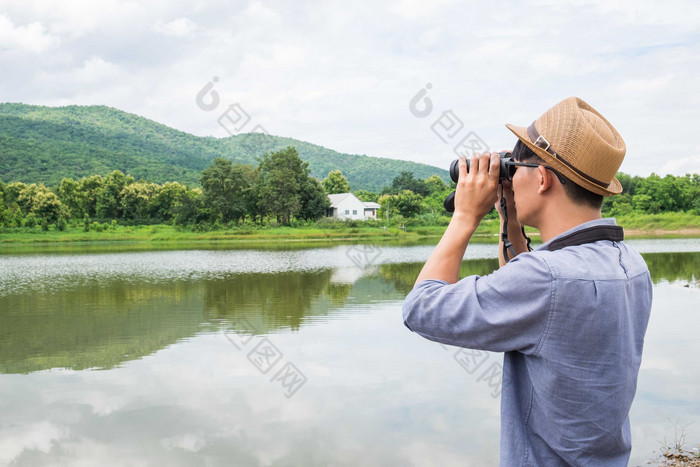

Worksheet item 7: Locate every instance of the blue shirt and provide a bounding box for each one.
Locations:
[402,218,653,466]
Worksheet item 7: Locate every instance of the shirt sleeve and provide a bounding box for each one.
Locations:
[401,251,553,355]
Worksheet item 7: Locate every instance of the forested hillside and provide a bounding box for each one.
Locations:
[0,103,447,192]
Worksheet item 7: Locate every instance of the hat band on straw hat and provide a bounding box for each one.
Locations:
[526,123,608,189]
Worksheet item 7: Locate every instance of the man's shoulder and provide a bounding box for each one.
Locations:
[491,249,554,283]
[529,239,648,281]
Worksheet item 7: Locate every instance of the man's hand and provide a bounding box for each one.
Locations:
[453,152,501,225]
[413,151,500,286]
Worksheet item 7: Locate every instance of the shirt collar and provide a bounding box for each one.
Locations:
[536,218,618,251]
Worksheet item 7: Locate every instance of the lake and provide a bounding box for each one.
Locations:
[0,239,698,466]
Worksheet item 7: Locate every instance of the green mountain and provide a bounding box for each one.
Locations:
[0,103,447,192]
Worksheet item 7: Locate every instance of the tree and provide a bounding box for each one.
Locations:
[232,163,259,223]
[15,183,66,226]
[172,187,206,226]
[77,175,104,218]
[322,170,350,194]
[384,171,430,197]
[424,175,448,195]
[298,177,330,221]
[57,178,83,218]
[33,189,66,226]
[121,181,158,221]
[0,181,23,227]
[378,193,399,222]
[200,159,256,223]
[603,193,633,217]
[150,181,189,222]
[395,189,423,217]
[354,189,378,202]
[96,171,132,219]
[632,194,655,213]
[633,174,693,213]
[420,175,451,215]
[256,147,309,225]
[9,182,30,214]
[0,181,6,226]
[616,172,641,196]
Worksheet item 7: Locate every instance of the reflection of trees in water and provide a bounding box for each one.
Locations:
[379,252,699,290]
[326,282,352,305]
[2,251,693,374]
[642,252,700,283]
[0,268,387,374]
[379,258,500,293]
[204,270,335,333]
[0,279,208,374]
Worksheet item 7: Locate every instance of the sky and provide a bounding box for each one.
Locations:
[1,0,699,177]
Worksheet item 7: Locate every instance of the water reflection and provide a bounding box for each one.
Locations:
[205,271,335,332]
[0,243,698,466]
[378,258,500,295]
[0,280,210,373]
[642,251,700,283]
[0,250,697,375]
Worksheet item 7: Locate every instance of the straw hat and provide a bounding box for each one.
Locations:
[505,97,626,196]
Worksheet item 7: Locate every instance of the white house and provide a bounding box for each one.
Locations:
[326,193,380,220]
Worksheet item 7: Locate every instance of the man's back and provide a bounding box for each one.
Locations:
[501,232,652,465]
[402,220,653,465]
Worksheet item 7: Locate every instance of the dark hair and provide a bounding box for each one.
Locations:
[511,140,603,209]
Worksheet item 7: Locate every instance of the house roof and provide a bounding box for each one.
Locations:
[327,193,352,207]
[327,193,381,209]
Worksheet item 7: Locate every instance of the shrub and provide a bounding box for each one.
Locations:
[23,214,37,229]
[314,218,347,229]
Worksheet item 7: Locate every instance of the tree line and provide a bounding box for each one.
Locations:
[0,145,698,231]
[0,147,331,230]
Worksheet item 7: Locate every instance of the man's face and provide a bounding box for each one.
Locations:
[511,159,539,227]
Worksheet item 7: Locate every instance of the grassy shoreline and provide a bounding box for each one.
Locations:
[1,213,698,249]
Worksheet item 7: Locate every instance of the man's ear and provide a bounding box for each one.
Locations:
[536,165,554,195]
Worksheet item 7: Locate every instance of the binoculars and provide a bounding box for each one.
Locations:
[443,151,512,212]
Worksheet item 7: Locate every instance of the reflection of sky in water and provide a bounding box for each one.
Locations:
[0,304,504,465]
[630,283,700,465]
[1,286,697,466]
[0,244,487,296]
[0,240,698,465]
[2,238,698,296]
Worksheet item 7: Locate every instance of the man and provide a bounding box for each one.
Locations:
[402,97,652,465]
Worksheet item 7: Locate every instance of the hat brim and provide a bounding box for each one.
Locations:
[505,123,622,196]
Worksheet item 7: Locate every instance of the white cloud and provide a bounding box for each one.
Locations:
[1,0,146,38]
[244,0,282,24]
[0,0,699,176]
[66,56,122,84]
[0,13,57,53]
[153,18,198,38]
[160,433,207,452]
[32,56,127,101]
[658,154,700,176]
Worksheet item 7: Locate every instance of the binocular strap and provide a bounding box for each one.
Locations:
[500,184,532,263]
